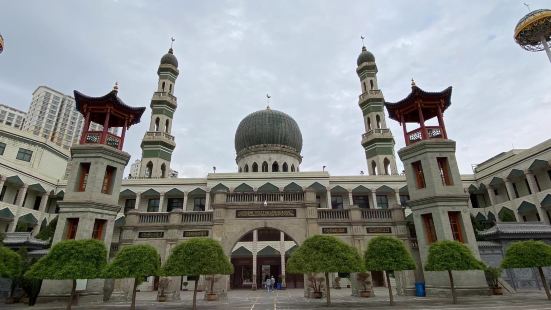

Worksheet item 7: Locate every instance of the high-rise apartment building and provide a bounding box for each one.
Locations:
[0,104,26,129]
[22,86,115,150]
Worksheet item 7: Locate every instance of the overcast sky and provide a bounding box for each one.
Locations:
[1,1,550,177]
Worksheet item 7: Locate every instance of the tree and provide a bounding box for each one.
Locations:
[162,238,233,310]
[425,240,483,304]
[501,240,551,300]
[36,217,58,243]
[364,236,416,305]
[25,239,108,310]
[0,246,21,279]
[104,244,160,310]
[286,235,364,306]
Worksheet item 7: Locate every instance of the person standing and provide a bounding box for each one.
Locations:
[265,276,272,292]
[270,276,276,291]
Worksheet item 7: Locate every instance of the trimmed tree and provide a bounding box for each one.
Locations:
[364,236,416,305]
[162,238,233,310]
[501,240,551,300]
[25,239,108,310]
[286,235,364,306]
[104,244,160,310]
[0,246,21,279]
[425,240,483,304]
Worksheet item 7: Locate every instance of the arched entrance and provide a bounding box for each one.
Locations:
[230,228,303,289]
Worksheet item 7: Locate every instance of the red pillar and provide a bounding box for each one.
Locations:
[120,119,128,150]
[436,102,447,139]
[80,110,91,144]
[401,114,409,146]
[417,103,427,140]
[101,109,111,144]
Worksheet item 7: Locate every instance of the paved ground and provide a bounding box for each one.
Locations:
[4,287,551,309]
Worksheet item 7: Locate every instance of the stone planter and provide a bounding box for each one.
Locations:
[312,291,323,299]
[359,290,373,298]
[491,287,503,295]
[157,295,167,302]
[206,293,218,301]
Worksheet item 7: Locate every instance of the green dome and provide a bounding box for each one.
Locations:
[357,46,375,66]
[235,108,303,154]
[160,48,178,67]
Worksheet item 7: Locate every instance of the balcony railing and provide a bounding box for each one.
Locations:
[139,213,169,224]
[361,209,392,220]
[226,192,304,203]
[358,90,382,101]
[317,209,350,220]
[153,91,177,102]
[407,126,443,145]
[362,128,391,141]
[182,211,213,223]
[145,131,175,141]
[83,131,122,150]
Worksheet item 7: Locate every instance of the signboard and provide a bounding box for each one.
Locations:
[236,209,296,218]
[138,231,164,238]
[183,230,209,237]
[322,227,348,234]
[366,227,392,234]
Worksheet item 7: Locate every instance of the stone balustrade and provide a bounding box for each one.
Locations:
[226,192,304,203]
[317,209,350,220]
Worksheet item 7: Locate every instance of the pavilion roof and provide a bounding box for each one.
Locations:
[385,85,452,123]
[74,90,146,127]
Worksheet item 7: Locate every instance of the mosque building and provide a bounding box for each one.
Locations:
[1,44,551,300]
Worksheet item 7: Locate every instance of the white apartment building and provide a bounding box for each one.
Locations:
[0,104,26,129]
[22,86,115,150]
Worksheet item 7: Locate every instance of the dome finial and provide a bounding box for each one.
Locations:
[411,78,416,87]
[361,35,366,48]
[266,93,271,109]
[113,81,119,93]
[169,37,175,54]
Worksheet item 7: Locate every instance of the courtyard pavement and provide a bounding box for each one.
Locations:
[4,287,551,309]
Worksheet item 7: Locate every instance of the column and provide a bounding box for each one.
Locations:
[505,179,516,201]
[252,229,258,290]
[11,184,28,232]
[525,171,539,194]
[32,193,50,235]
[134,192,142,210]
[0,176,5,201]
[348,191,354,208]
[183,192,188,211]
[159,192,166,212]
[326,188,332,209]
[371,190,378,209]
[486,187,496,206]
[280,231,286,288]
[417,104,427,140]
[394,190,401,208]
[205,190,211,211]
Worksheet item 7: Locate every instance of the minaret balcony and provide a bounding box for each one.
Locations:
[152,92,177,106]
[83,131,123,150]
[143,131,176,146]
[359,89,383,101]
[406,126,443,145]
[361,128,393,145]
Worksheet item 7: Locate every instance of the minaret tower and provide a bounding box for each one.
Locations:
[356,45,398,175]
[139,45,179,178]
[385,82,488,295]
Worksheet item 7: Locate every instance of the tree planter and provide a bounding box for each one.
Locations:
[312,292,323,299]
[359,290,373,298]
[491,287,503,295]
[206,293,218,301]
[157,295,167,302]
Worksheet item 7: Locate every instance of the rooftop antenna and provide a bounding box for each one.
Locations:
[523,2,531,12]
[266,93,271,109]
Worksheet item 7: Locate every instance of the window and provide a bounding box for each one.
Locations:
[383,158,390,175]
[0,142,5,155]
[291,164,295,172]
[331,195,344,209]
[512,183,519,198]
[493,189,498,196]
[145,161,153,178]
[376,115,381,129]
[470,194,480,208]
[78,163,91,192]
[262,161,268,172]
[91,219,106,240]
[353,195,370,209]
[282,163,288,172]
[16,148,33,162]
[437,157,453,186]
[371,161,377,175]
[165,119,170,133]
[370,80,374,90]
[362,82,366,92]
[399,195,410,206]
[367,118,372,130]
[448,212,464,243]
[101,166,116,194]
[33,196,42,210]
[252,162,258,172]
[161,164,166,178]
[272,162,279,172]
[524,179,532,195]
[124,199,136,213]
[162,81,166,91]
[376,195,389,209]
[193,197,206,211]
[535,175,541,192]
[155,117,160,131]
[147,199,160,212]
[66,218,79,240]
[167,198,183,212]
[412,161,426,189]
[0,186,6,201]
[422,213,437,244]
[244,164,249,172]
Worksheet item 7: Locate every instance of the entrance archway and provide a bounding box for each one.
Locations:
[230,228,303,289]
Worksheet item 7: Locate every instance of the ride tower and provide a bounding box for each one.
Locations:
[385,81,488,296]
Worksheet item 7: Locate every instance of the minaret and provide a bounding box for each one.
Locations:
[356,45,398,175]
[385,82,488,295]
[139,46,179,178]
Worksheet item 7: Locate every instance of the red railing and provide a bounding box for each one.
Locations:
[407,126,443,145]
[83,131,122,150]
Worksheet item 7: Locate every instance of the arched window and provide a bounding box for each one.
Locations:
[146,161,153,178]
[272,161,279,172]
[362,82,366,92]
[282,162,288,172]
[367,118,372,130]
[262,161,268,172]
[370,80,374,90]
[155,118,160,131]
[252,162,258,172]
[161,163,166,178]
[244,164,249,172]
[239,167,242,173]
[169,84,173,94]
[371,161,377,175]
[165,119,170,133]
[383,158,390,175]
[162,81,166,92]
[291,164,295,172]
[376,115,381,129]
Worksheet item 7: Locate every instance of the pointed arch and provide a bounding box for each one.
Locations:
[169,83,173,94]
[330,185,348,194]
[272,161,279,172]
[352,185,370,194]
[367,117,372,130]
[383,158,391,175]
[165,119,170,133]
[145,161,153,178]
[154,117,160,131]
[306,182,326,192]
[258,183,279,193]
[161,163,166,178]
[291,164,295,172]
[283,182,302,192]
[161,81,166,92]
[211,183,229,193]
[234,183,254,193]
[376,114,381,129]
[371,161,377,175]
[370,79,374,90]
[238,167,242,173]
[282,162,288,172]
[262,161,269,172]
[244,164,249,172]
[498,207,517,222]
[252,162,259,172]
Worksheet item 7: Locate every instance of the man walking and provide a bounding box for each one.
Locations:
[265,276,272,293]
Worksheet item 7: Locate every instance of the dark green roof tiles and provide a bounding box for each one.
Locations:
[160,48,178,67]
[235,108,303,154]
[357,46,375,66]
